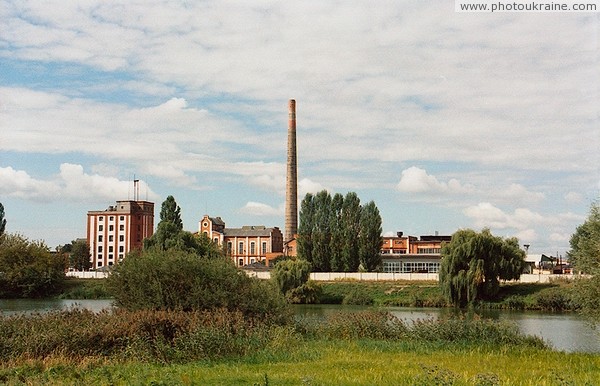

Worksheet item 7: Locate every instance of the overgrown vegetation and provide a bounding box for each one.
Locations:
[0,233,66,298]
[271,258,321,303]
[107,247,290,322]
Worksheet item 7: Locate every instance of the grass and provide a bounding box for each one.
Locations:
[57,278,111,299]
[3,307,596,384]
[1,340,598,385]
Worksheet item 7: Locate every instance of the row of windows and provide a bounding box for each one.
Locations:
[98,216,125,222]
[96,254,125,267]
[98,235,125,242]
[226,241,268,255]
[382,261,440,273]
[98,224,125,232]
[97,245,125,253]
[417,248,441,254]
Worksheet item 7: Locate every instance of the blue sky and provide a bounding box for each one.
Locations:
[1,1,598,257]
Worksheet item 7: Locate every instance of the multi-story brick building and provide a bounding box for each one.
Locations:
[87,200,154,269]
[381,232,451,273]
[199,215,283,266]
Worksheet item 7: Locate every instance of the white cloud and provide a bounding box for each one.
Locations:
[397,167,472,194]
[299,178,327,196]
[239,201,283,217]
[0,163,158,203]
[463,202,545,231]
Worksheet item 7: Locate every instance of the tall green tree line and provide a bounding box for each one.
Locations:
[297,191,383,272]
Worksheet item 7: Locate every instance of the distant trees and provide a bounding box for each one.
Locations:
[439,228,526,307]
[297,191,383,272]
[70,239,92,271]
[0,233,66,298]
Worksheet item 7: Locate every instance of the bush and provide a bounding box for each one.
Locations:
[271,259,319,304]
[534,287,574,311]
[106,247,290,322]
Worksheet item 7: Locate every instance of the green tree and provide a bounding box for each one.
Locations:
[297,193,315,265]
[0,234,66,298]
[358,201,383,271]
[568,202,600,323]
[439,228,526,307]
[160,195,183,230]
[568,202,600,274]
[329,193,345,272]
[0,203,6,237]
[341,192,361,272]
[69,239,92,271]
[271,258,320,303]
[311,190,332,271]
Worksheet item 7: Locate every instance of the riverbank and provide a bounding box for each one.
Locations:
[57,277,579,312]
[1,308,598,384]
[318,279,578,311]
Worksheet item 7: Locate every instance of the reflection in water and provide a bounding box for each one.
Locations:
[294,304,600,353]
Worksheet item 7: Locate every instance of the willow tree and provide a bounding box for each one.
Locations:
[439,228,526,307]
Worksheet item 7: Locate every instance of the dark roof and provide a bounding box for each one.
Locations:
[241,261,270,271]
[210,216,225,226]
[223,226,277,237]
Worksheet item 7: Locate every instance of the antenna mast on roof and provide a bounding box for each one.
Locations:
[133,175,140,201]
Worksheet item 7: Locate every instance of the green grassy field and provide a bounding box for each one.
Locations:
[2,340,598,385]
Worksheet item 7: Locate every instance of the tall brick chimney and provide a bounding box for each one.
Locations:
[285,99,298,243]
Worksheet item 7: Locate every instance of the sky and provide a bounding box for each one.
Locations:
[0,1,598,257]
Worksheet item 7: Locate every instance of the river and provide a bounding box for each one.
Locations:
[1,299,599,353]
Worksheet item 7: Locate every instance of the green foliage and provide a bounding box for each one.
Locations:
[159,195,183,230]
[439,228,526,307]
[0,203,6,237]
[297,190,382,272]
[58,278,111,299]
[358,201,383,271]
[533,286,575,312]
[0,308,281,363]
[572,276,600,322]
[271,259,320,303]
[107,247,289,321]
[68,239,92,271]
[0,233,66,298]
[568,202,600,274]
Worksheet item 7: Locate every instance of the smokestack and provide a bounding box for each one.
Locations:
[285,99,298,243]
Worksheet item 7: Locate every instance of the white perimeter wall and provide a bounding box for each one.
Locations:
[67,270,580,284]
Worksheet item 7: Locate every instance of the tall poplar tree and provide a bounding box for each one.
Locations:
[358,201,383,271]
[311,190,332,271]
[297,193,315,265]
[340,192,361,272]
[329,193,345,272]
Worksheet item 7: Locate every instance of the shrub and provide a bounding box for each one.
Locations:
[534,287,574,311]
[106,247,290,322]
[271,259,319,304]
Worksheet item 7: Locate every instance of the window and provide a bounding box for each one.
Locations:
[120,216,124,221]
[97,262,103,267]
[109,225,114,232]
[262,242,267,254]
[98,246,103,253]
[119,246,124,252]
[119,235,124,242]
[98,225,103,232]
[108,235,113,242]
[227,242,232,254]
[108,254,113,260]
[119,224,124,231]
[238,258,243,266]
[109,216,114,222]
[109,246,113,253]
[238,241,244,254]
[98,235,103,242]
[99,216,104,221]
[250,242,256,255]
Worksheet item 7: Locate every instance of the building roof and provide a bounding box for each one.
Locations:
[223,226,278,237]
[209,216,225,226]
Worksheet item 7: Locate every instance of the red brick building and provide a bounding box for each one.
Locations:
[87,200,154,269]
[199,215,283,266]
